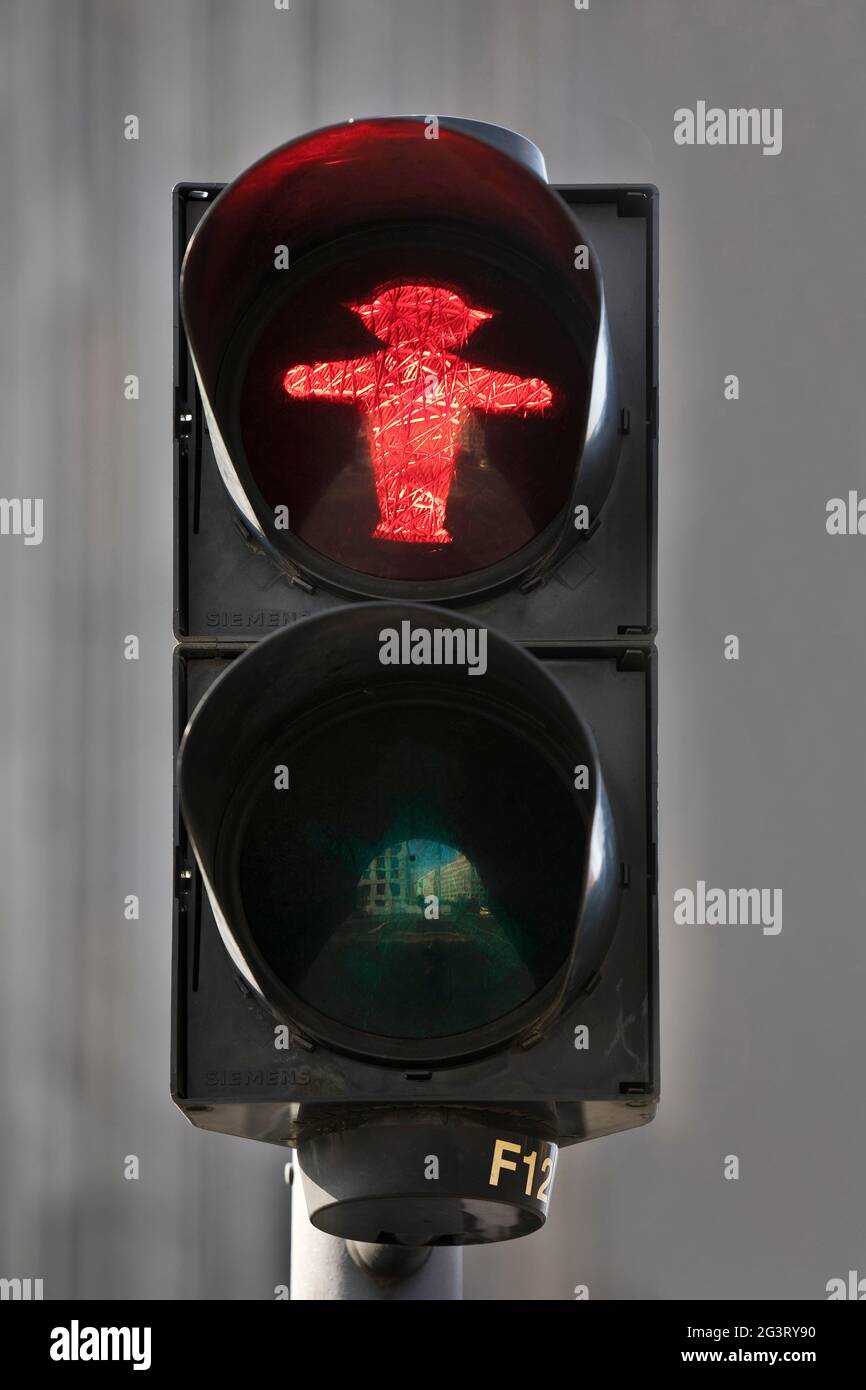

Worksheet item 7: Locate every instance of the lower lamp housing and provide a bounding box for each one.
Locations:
[173,605,657,1245]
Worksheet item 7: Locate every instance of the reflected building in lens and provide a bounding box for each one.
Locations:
[416,852,487,911]
[356,842,416,915]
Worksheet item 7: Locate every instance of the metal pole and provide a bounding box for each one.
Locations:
[289,1160,463,1301]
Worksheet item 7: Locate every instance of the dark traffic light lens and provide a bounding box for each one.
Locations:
[225,239,589,585]
[229,697,585,1041]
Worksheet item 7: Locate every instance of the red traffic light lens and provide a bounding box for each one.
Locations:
[228,240,589,583]
[181,119,617,598]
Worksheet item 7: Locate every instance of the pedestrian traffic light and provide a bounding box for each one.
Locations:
[173,117,658,1247]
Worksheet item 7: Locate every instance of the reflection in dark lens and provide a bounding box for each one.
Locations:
[300,839,538,1037]
[233,701,585,1040]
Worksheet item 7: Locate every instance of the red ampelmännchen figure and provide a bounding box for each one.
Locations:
[283,282,554,544]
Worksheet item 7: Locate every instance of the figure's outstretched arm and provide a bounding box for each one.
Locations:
[461,365,553,414]
[283,357,373,402]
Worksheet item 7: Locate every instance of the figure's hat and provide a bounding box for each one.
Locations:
[349,283,493,346]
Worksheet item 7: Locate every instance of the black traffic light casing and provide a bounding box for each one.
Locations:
[174,129,657,640]
[173,633,656,1244]
[172,118,658,1246]
[174,635,656,1119]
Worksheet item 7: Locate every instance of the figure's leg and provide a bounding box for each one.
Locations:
[368,434,393,538]
[381,457,452,543]
[371,451,452,544]
[397,443,455,543]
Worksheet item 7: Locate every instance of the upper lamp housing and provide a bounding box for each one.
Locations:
[180,117,621,602]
